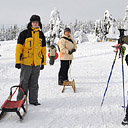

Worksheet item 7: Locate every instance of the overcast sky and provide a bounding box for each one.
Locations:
[0,0,128,25]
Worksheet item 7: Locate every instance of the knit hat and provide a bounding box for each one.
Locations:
[30,15,41,22]
[64,28,71,33]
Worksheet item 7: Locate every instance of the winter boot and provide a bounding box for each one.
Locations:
[122,106,128,125]
[122,116,128,125]
[58,80,63,86]
[30,102,41,106]
[58,76,64,86]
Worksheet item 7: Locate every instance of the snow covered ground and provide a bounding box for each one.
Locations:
[0,40,128,128]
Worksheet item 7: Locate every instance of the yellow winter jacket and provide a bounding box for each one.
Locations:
[15,27,46,66]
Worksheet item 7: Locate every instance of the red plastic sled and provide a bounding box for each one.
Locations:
[48,53,59,60]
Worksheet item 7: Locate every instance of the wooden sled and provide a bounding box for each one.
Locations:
[62,80,76,93]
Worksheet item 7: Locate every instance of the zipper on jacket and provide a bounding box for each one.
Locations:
[30,41,31,47]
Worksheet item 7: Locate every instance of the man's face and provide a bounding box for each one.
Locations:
[32,21,39,28]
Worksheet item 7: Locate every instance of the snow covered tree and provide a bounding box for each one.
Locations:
[74,25,89,43]
[0,26,6,41]
[95,10,119,42]
[95,20,104,42]
[124,5,128,35]
[0,25,23,41]
[124,5,128,23]
[102,10,113,40]
[66,20,95,43]
[45,8,64,47]
[106,19,119,40]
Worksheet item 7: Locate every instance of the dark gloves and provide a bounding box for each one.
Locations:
[40,65,44,70]
[68,49,76,55]
[125,55,128,66]
[68,51,73,55]
[72,49,76,52]
[15,64,21,69]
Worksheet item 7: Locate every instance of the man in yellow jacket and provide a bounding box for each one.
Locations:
[58,28,77,85]
[15,15,46,106]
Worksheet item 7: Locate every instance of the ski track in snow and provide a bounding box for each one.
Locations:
[0,40,128,128]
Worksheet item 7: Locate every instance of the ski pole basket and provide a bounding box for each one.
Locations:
[0,85,28,120]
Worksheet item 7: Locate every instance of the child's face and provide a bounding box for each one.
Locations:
[64,31,71,37]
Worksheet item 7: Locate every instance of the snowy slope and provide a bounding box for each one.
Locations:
[0,40,128,128]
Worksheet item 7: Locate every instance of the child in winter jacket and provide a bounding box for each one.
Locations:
[48,45,57,65]
[58,28,77,85]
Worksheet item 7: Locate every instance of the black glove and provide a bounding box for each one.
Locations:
[72,49,76,52]
[68,51,73,55]
[15,64,21,69]
[40,65,44,70]
[68,49,76,55]
[125,55,128,66]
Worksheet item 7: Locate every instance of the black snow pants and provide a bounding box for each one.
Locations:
[58,60,72,84]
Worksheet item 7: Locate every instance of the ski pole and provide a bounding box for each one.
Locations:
[101,51,118,107]
[121,46,126,110]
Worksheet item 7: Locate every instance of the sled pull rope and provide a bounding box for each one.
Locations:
[10,85,25,96]
[69,60,72,81]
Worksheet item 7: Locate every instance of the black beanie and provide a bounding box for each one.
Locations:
[27,15,42,29]
[64,28,71,33]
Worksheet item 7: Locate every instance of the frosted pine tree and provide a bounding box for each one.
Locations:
[0,25,6,41]
[74,25,88,43]
[124,5,128,35]
[95,20,104,42]
[95,10,119,42]
[102,10,113,41]
[45,8,64,47]
[106,19,119,40]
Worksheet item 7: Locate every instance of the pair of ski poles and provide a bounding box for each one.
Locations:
[101,45,126,110]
